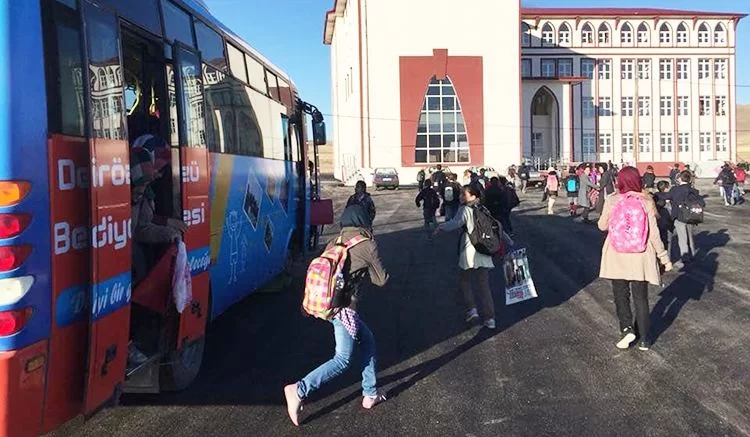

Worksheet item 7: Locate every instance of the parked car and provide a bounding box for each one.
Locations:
[524,165,544,187]
[373,167,399,190]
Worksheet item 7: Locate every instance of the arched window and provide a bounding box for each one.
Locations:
[521,22,531,46]
[620,22,633,44]
[714,23,727,44]
[541,23,555,45]
[676,22,688,44]
[637,22,650,44]
[659,23,672,45]
[415,77,468,164]
[558,22,571,45]
[698,23,710,44]
[598,22,611,45]
[581,22,594,44]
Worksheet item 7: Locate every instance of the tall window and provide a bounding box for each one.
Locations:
[676,23,688,44]
[716,132,728,152]
[415,77,468,164]
[622,133,634,153]
[699,132,712,152]
[715,58,728,79]
[638,96,651,116]
[698,59,711,79]
[558,23,571,45]
[678,96,689,116]
[637,59,651,79]
[582,97,595,118]
[582,133,596,160]
[599,133,612,153]
[558,58,573,77]
[521,59,532,77]
[598,59,612,80]
[582,23,594,44]
[621,59,634,79]
[541,59,556,77]
[637,23,650,44]
[660,96,673,116]
[598,23,611,45]
[521,23,531,46]
[542,23,555,46]
[698,23,710,44]
[659,23,672,45]
[699,95,712,116]
[659,59,673,80]
[622,97,634,116]
[581,59,595,79]
[660,133,673,153]
[716,96,727,116]
[678,133,690,152]
[639,132,651,153]
[714,23,727,45]
[598,97,612,116]
[621,23,633,45]
[677,59,689,80]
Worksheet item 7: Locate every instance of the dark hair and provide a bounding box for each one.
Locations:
[656,180,670,192]
[355,180,366,191]
[616,166,642,194]
[463,184,482,199]
[490,176,499,184]
[674,163,680,168]
[679,170,693,184]
[499,176,508,185]
[646,165,654,171]
[599,163,608,172]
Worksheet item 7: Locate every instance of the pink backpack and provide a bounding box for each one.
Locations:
[608,194,649,253]
[302,235,368,320]
[546,174,559,192]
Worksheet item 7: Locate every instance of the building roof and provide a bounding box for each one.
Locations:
[521,7,746,19]
[323,0,347,45]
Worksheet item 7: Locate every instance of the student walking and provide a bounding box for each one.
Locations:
[642,165,656,193]
[284,205,389,426]
[653,180,674,255]
[416,181,441,237]
[434,185,497,329]
[442,173,462,221]
[564,169,579,216]
[346,181,376,225]
[576,165,597,223]
[667,171,705,268]
[598,167,672,351]
[544,169,560,215]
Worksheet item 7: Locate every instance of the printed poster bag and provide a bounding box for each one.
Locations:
[504,248,538,305]
[173,240,193,313]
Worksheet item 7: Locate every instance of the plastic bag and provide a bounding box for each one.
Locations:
[172,241,193,313]
[504,248,538,305]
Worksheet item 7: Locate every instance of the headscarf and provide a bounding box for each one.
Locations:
[340,204,372,230]
[130,143,169,203]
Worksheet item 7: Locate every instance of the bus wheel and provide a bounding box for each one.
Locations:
[160,336,205,392]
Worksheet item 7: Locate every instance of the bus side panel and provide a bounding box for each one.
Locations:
[41,135,90,432]
[178,147,210,346]
[208,154,298,318]
[0,341,48,437]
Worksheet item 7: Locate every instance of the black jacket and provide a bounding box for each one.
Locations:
[416,187,440,211]
[665,184,705,220]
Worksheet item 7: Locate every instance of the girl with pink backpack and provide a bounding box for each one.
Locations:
[598,167,673,351]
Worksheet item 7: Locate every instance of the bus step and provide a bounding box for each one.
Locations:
[123,354,161,394]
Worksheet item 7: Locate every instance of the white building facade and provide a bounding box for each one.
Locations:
[324,4,745,181]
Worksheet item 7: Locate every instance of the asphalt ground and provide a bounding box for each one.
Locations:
[54,181,750,437]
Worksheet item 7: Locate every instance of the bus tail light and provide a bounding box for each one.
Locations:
[0,181,31,206]
[0,245,31,272]
[0,308,32,337]
[0,276,35,306]
[0,214,31,239]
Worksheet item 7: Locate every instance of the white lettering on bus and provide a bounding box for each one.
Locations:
[57,158,130,191]
[54,216,132,255]
[182,161,200,183]
[183,203,206,227]
[189,250,210,273]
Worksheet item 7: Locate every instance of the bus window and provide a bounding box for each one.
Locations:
[266,70,280,101]
[226,43,247,83]
[277,77,292,109]
[99,0,161,36]
[281,115,291,161]
[42,0,85,136]
[194,20,226,71]
[161,0,194,47]
[245,53,266,93]
[85,4,125,140]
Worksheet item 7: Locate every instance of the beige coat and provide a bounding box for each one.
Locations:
[598,192,670,286]
[439,204,495,270]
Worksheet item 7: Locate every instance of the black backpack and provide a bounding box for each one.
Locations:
[467,205,503,256]
[676,191,704,224]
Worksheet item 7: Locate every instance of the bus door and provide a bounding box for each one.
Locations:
[170,43,210,350]
[81,1,132,414]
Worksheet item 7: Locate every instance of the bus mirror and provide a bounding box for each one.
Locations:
[312,121,326,146]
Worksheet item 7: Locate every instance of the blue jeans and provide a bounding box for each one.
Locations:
[423,209,438,234]
[444,203,459,222]
[297,318,377,399]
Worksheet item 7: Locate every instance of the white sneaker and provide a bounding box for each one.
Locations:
[483,318,496,329]
[465,308,479,323]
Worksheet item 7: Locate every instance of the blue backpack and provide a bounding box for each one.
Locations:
[566,177,579,193]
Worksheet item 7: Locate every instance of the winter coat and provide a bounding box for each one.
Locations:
[439,201,495,270]
[346,192,377,224]
[577,174,597,208]
[132,197,180,244]
[664,184,705,222]
[598,192,670,286]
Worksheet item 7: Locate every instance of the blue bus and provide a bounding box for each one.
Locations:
[0,1,331,435]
